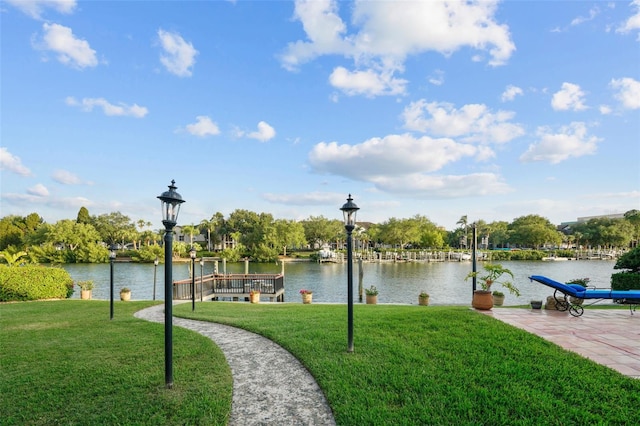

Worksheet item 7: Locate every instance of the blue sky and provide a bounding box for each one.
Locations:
[1,0,639,231]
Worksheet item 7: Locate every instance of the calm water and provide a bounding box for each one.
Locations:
[63,259,617,305]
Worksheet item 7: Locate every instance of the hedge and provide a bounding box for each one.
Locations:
[0,265,74,301]
[611,271,640,291]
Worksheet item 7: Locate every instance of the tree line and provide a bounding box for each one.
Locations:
[1,207,638,264]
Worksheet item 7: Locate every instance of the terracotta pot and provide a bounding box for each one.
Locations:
[120,291,131,301]
[472,290,493,310]
[302,294,313,304]
[80,290,92,300]
[250,293,260,304]
[418,296,429,306]
[366,294,378,305]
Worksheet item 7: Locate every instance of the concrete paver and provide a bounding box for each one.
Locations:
[482,307,640,378]
[135,305,336,425]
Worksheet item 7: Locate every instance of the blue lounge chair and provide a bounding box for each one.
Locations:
[529,275,640,317]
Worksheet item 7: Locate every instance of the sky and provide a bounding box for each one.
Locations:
[1,0,639,232]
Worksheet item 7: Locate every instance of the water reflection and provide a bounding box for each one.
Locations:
[62,259,616,306]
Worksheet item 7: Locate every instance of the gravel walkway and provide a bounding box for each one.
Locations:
[135,304,336,425]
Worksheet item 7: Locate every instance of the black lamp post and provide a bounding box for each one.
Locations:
[199,259,204,301]
[109,245,116,320]
[158,180,185,389]
[340,194,359,353]
[153,257,159,301]
[190,246,196,311]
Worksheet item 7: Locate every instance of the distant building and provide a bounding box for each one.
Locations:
[559,213,626,233]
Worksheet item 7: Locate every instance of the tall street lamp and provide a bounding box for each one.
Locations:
[340,194,359,353]
[109,244,117,320]
[158,180,185,389]
[153,257,159,301]
[199,258,204,301]
[190,246,197,311]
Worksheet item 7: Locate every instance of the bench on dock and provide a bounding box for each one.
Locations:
[173,273,285,302]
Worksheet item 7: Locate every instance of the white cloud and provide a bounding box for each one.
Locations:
[247,121,276,142]
[184,116,221,137]
[551,82,588,111]
[0,148,32,176]
[370,172,511,198]
[520,122,600,164]
[617,0,640,37]
[27,184,49,197]
[36,23,97,69]
[281,0,515,97]
[308,133,513,197]
[599,105,612,115]
[401,100,525,144]
[570,6,600,26]
[263,191,345,205]
[158,29,198,77]
[5,0,76,20]
[309,133,476,179]
[428,69,445,86]
[501,85,523,102]
[52,169,82,185]
[610,77,640,109]
[328,66,407,97]
[65,97,148,117]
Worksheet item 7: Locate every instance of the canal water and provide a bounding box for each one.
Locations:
[62,259,617,306]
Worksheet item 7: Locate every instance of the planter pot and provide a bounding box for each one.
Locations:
[418,296,429,306]
[366,294,378,305]
[120,291,131,301]
[80,290,92,300]
[250,293,260,304]
[569,296,584,306]
[472,290,493,310]
[492,294,505,306]
[530,300,543,309]
[301,293,313,304]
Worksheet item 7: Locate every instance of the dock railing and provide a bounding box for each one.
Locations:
[173,273,285,302]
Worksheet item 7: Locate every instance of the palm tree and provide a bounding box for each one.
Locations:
[180,224,198,246]
[457,215,468,249]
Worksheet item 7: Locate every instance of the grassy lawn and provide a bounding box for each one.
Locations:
[175,302,640,425]
[0,301,232,425]
[2,300,639,425]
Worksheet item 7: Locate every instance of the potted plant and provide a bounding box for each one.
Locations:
[465,263,520,310]
[365,285,378,305]
[299,289,313,304]
[77,280,94,300]
[492,290,505,306]
[120,287,131,301]
[530,300,543,309]
[249,289,260,304]
[418,290,429,306]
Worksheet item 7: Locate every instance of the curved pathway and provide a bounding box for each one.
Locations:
[135,305,336,425]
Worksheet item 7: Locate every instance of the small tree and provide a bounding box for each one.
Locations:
[611,247,640,291]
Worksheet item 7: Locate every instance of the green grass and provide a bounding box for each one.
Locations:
[175,302,640,425]
[0,301,232,425]
[2,301,639,425]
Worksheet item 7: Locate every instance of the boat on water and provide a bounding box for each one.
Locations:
[542,256,569,261]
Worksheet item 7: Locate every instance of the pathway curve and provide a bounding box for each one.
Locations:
[135,305,336,425]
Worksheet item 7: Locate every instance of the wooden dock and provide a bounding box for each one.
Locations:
[173,273,285,302]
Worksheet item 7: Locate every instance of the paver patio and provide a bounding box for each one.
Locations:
[483,307,640,378]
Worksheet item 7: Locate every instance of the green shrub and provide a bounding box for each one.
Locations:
[611,247,640,291]
[614,247,640,273]
[0,265,74,301]
[132,244,164,262]
[611,271,640,291]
